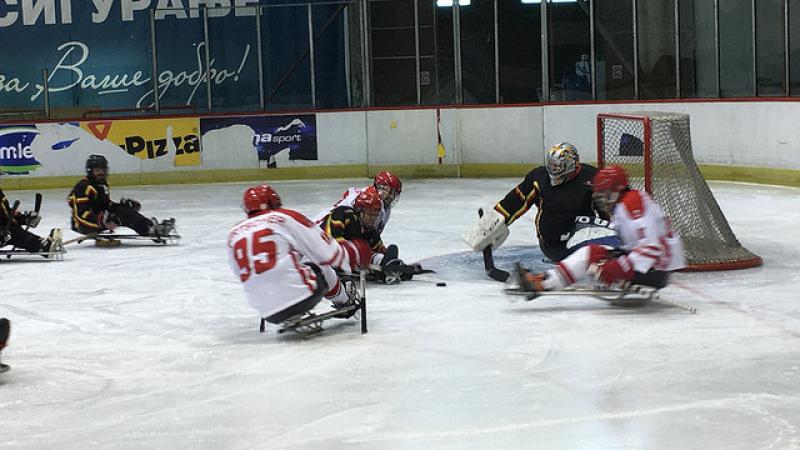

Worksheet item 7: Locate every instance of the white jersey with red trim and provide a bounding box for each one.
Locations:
[227,208,355,318]
[612,190,685,273]
[313,186,391,234]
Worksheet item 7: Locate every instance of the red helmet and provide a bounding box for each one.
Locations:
[242,184,282,216]
[354,187,382,213]
[592,165,629,213]
[593,165,629,194]
[374,171,402,193]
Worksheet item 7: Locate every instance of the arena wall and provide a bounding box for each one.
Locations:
[2,100,800,190]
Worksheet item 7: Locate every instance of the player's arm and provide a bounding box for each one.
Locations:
[463,173,539,251]
[362,227,386,253]
[290,212,371,272]
[495,172,540,226]
[322,207,362,242]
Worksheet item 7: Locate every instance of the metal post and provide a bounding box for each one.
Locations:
[343,4,352,107]
[453,0,463,104]
[203,7,212,111]
[541,0,549,101]
[675,0,681,98]
[714,0,720,97]
[42,69,50,119]
[414,0,421,105]
[307,3,317,108]
[786,0,791,96]
[752,0,757,96]
[632,0,639,99]
[590,0,596,100]
[362,0,371,106]
[255,6,265,110]
[494,0,499,103]
[149,9,160,114]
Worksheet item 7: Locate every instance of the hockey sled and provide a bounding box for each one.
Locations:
[504,284,697,313]
[0,248,66,261]
[274,271,368,337]
[65,232,181,246]
[0,363,8,374]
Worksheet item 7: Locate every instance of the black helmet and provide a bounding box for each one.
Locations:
[85,155,108,177]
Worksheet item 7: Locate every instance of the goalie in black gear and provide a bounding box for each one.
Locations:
[0,185,62,255]
[464,142,603,261]
[67,155,175,237]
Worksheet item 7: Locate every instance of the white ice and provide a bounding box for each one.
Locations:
[1,178,799,449]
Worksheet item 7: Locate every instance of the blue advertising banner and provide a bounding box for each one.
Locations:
[201,114,317,168]
[0,1,349,112]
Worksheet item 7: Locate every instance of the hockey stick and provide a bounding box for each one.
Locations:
[478,208,511,282]
[360,270,368,334]
[63,233,98,246]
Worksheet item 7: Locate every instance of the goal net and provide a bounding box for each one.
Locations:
[596,111,762,271]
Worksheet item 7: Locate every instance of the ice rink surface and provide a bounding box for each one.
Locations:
[1,178,799,449]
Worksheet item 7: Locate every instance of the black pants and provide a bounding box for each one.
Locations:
[108,204,153,236]
[540,240,571,262]
[2,223,42,252]
[264,264,329,324]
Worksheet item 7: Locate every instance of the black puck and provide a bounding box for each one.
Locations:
[436,282,447,287]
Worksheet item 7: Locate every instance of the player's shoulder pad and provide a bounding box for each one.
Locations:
[619,190,645,220]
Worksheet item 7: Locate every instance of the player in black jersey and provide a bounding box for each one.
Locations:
[0,178,62,255]
[320,186,386,259]
[67,155,175,237]
[465,142,604,261]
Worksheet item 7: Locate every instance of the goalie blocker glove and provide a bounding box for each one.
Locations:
[463,207,510,251]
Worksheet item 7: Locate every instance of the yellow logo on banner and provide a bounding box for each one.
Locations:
[81,118,202,166]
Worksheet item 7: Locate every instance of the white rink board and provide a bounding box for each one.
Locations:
[6,101,800,181]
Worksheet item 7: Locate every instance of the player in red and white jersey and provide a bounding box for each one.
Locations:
[313,171,402,235]
[228,184,372,325]
[517,165,685,293]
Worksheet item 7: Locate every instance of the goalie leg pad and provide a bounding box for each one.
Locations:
[463,208,509,251]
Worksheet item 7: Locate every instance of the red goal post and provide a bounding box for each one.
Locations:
[596,112,762,271]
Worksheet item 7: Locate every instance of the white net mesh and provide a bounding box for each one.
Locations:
[597,111,761,271]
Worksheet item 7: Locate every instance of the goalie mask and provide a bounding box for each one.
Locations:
[545,142,580,186]
[592,165,629,214]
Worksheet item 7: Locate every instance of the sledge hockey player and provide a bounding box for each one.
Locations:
[314,171,402,236]
[0,317,9,373]
[514,165,685,296]
[67,155,175,238]
[464,142,602,261]
[319,187,414,283]
[0,185,63,256]
[228,184,372,328]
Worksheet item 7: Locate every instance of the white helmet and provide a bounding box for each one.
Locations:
[545,142,580,186]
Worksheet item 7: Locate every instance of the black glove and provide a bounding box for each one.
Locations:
[381,258,406,285]
[23,210,41,228]
[119,198,141,211]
